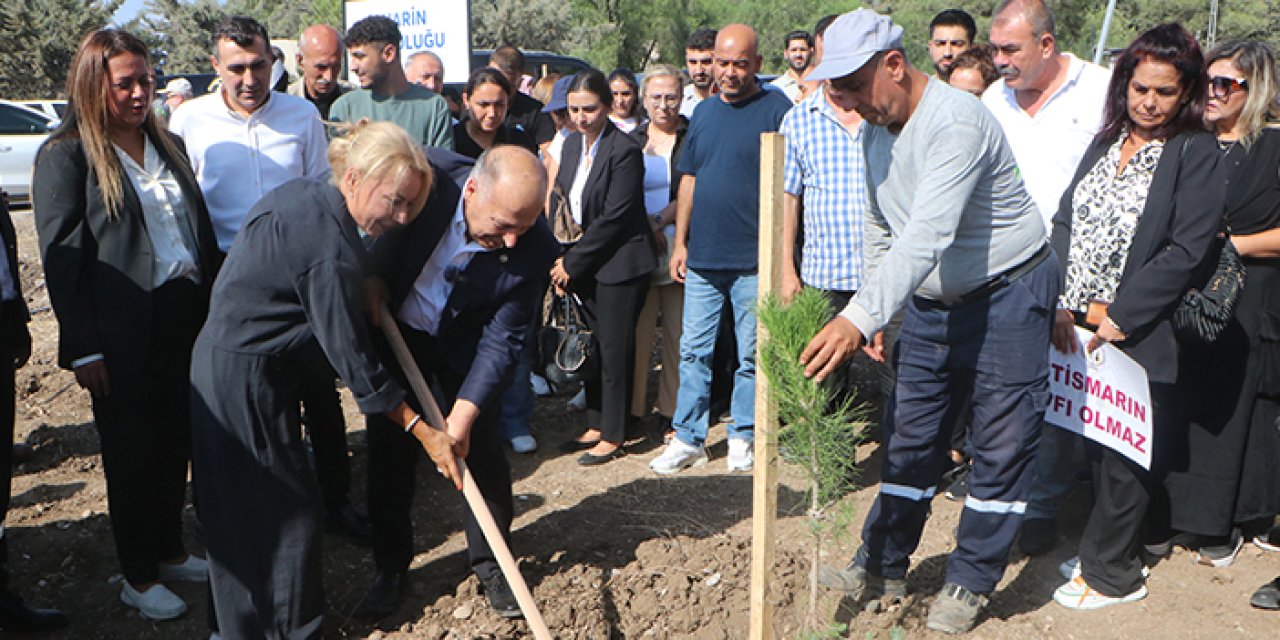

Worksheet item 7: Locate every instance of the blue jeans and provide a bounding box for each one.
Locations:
[497,318,538,442]
[672,268,756,448]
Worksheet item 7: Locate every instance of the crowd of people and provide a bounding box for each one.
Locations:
[0,0,1277,636]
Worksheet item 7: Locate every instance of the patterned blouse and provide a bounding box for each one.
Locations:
[1061,134,1166,313]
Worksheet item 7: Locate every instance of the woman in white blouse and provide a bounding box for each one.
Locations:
[32,29,221,621]
[628,65,690,441]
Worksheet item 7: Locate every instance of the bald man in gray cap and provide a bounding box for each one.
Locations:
[798,9,1057,634]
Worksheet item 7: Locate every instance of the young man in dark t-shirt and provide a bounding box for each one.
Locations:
[649,24,792,477]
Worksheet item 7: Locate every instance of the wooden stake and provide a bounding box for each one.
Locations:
[750,132,786,640]
[378,305,553,640]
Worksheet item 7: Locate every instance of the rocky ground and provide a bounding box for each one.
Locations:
[7,207,1280,638]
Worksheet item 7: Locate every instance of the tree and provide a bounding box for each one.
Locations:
[0,0,121,99]
[471,0,576,52]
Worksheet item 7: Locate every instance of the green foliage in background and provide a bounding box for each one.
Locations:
[0,0,122,99]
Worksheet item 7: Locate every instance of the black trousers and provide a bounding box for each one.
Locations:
[94,280,202,585]
[1078,382,1179,596]
[366,323,513,580]
[580,276,649,444]
[0,333,15,593]
[298,366,351,509]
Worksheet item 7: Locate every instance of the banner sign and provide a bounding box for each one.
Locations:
[1045,327,1153,469]
[344,0,471,84]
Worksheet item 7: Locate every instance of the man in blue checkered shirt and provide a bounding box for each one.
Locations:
[778,71,869,313]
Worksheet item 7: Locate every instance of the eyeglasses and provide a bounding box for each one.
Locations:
[1209,75,1248,99]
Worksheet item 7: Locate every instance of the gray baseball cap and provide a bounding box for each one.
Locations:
[806,9,904,83]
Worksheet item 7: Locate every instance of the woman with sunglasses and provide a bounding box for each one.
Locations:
[1048,23,1223,611]
[1166,41,1280,576]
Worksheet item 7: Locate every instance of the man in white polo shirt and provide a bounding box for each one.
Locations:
[169,15,329,252]
[982,0,1109,558]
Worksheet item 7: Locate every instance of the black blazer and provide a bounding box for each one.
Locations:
[555,121,658,285]
[1050,130,1224,382]
[32,130,220,373]
[0,191,30,356]
[375,153,560,410]
[629,115,690,203]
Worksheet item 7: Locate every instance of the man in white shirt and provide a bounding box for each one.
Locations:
[680,28,718,118]
[170,15,329,252]
[982,0,1110,558]
[769,30,813,103]
[168,16,372,547]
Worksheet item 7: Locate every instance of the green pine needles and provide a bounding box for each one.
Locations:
[757,287,871,635]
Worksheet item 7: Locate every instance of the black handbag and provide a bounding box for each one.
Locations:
[1172,235,1245,342]
[539,293,599,386]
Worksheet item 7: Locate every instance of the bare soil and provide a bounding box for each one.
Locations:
[7,207,1280,638]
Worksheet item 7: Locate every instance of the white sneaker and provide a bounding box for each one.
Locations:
[158,554,209,583]
[121,582,188,620]
[509,434,538,454]
[1053,574,1147,610]
[567,388,587,412]
[727,439,754,472]
[529,373,554,397]
[649,438,708,475]
[1058,556,1149,581]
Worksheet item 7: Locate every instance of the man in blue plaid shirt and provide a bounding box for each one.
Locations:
[778,75,868,312]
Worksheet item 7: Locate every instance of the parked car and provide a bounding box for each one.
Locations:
[19,100,68,121]
[0,100,57,207]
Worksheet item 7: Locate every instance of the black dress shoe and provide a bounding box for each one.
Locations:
[577,447,625,466]
[480,573,522,619]
[557,438,599,453]
[354,571,406,621]
[11,443,34,466]
[0,591,68,632]
[324,500,372,546]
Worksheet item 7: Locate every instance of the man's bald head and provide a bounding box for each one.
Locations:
[713,23,762,101]
[716,23,760,57]
[993,0,1056,37]
[463,146,547,249]
[297,24,344,97]
[405,50,444,93]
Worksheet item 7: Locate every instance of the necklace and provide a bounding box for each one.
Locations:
[1218,137,1239,154]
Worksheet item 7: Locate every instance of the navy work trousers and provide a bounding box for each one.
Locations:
[857,252,1059,595]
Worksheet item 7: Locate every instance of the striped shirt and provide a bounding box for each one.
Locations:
[780,88,867,292]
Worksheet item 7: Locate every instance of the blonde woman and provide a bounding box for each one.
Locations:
[188,121,460,636]
[33,29,220,621]
[1169,40,1280,572]
[629,64,690,440]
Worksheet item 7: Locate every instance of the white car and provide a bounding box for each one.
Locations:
[0,100,58,206]
[19,100,68,121]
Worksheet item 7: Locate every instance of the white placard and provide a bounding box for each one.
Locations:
[344,0,471,84]
[1045,326,1153,469]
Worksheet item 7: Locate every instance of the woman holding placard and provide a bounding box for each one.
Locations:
[1046,23,1223,611]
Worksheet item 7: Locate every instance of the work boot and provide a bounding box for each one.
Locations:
[816,561,906,600]
[927,583,987,634]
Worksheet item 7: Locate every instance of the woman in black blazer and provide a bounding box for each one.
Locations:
[32,30,221,620]
[550,70,659,465]
[1048,24,1223,611]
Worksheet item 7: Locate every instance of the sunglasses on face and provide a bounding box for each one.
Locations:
[1208,75,1248,99]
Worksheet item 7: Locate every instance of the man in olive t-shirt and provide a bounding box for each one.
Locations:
[330,16,453,150]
